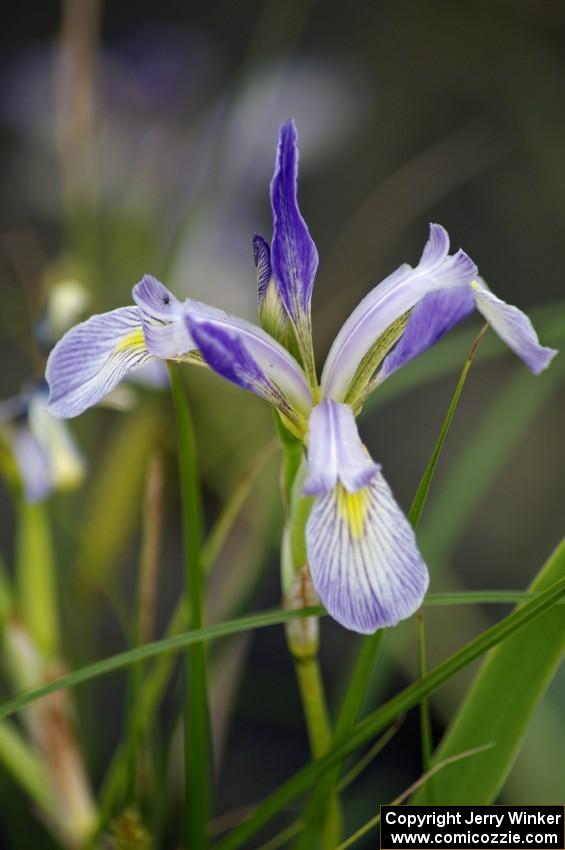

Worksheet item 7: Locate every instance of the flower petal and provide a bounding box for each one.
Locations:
[321,224,477,401]
[10,425,52,503]
[303,399,379,496]
[28,394,86,493]
[306,471,429,633]
[132,275,196,359]
[270,120,319,323]
[185,305,312,428]
[46,306,155,418]
[253,234,272,306]
[378,285,475,382]
[472,281,557,375]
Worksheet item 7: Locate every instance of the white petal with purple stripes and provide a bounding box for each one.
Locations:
[185,305,313,428]
[321,224,477,401]
[132,275,196,359]
[472,281,557,375]
[306,469,429,634]
[46,307,155,418]
[304,399,428,633]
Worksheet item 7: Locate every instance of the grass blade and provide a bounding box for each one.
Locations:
[169,364,210,850]
[210,575,565,850]
[412,537,565,803]
[296,326,488,845]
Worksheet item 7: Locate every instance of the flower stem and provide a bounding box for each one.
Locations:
[408,323,488,800]
[168,364,210,850]
[292,655,342,849]
[294,657,331,759]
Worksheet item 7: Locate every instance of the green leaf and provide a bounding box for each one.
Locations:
[0,721,52,812]
[16,502,59,659]
[367,299,565,409]
[0,607,323,722]
[412,537,565,804]
[211,576,565,850]
[168,365,210,850]
[418,355,565,568]
[77,408,163,590]
[0,590,560,726]
[297,328,488,849]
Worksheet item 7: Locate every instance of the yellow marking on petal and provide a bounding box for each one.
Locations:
[336,483,369,539]
[115,327,146,352]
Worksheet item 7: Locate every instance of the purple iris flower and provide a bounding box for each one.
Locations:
[45,121,557,634]
[0,385,85,503]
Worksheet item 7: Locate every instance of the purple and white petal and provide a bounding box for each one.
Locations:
[185,303,312,424]
[303,400,379,496]
[270,119,319,323]
[132,275,195,359]
[472,281,557,375]
[306,469,429,634]
[28,394,86,493]
[46,307,155,418]
[253,234,272,306]
[379,285,475,382]
[321,224,477,401]
[10,426,52,503]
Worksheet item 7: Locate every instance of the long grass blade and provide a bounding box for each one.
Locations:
[168,364,210,850]
[412,537,565,803]
[297,326,488,845]
[210,575,565,850]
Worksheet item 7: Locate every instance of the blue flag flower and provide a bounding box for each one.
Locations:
[45,120,557,633]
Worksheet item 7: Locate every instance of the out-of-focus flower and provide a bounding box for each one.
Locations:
[45,122,557,633]
[36,278,91,346]
[0,386,86,503]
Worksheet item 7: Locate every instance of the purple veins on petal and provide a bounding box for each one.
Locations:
[379,285,476,382]
[46,306,155,418]
[303,398,428,633]
[306,469,429,634]
[184,306,312,424]
[270,119,319,323]
[472,281,557,375]
[132,275,195,359]
[253,234,272,306]
[321,223,477,402]
[303,399,379,496]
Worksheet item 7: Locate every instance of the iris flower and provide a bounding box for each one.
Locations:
[46,121,556,633]
[0,384,85,503]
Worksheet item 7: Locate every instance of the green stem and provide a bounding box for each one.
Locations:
[292,656,341,849]
[211,575,565,850]
[409,323,488,794]
[294,657,332,759]
[168,364,210,850]
[416,609,432,772]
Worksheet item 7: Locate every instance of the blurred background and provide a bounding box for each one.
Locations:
[0,1,564,847]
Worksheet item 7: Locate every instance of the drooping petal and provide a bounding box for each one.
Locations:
[472,281,557,375]
[270,119,319,324]
[321,224,477,401]
[307,473,429,633]
[185,305,313,431]
[303,399,379,495]
[46,307,155,418]
[132,275,196,359]
[303,399,428,633]
[378,285,475,382]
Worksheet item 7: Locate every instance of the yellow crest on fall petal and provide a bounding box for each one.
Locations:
[115,327,146,352]
[336,483,369,539]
